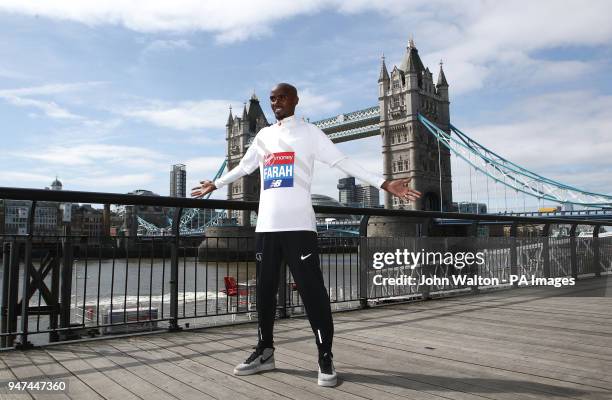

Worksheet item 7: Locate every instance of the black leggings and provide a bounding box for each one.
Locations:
[255,231,333,354]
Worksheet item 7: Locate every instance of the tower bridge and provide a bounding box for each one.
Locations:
[226,39,452,216]
[135,39,612,236]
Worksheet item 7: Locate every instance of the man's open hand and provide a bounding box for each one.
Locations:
[381,178,422,203]
[191,180,217,198]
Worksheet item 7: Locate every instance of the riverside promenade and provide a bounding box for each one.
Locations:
[1,277,610,400]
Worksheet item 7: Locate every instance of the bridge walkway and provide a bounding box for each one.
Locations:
[1,277,610,400]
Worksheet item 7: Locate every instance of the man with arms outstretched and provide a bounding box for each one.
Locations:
[192,83,421,387]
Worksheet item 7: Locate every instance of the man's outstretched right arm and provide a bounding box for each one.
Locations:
[191,139,260,198]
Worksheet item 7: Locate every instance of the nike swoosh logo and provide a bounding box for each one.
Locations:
[261,354,273,363]
[300,253,312,261]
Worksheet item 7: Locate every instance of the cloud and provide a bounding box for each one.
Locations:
[2,1,609,94]
[0,171,54,186]
[0,82,105,120]
[120,99,239,130]
[13,144,165,166]
[70,173,157,191]
[143,39,192,53]
[297,88,343,118]
[3,142,171,193]
[342,1,612,94]
[0,1,331,43]
[0,66,32,80]
[0,95,82,119]
[0,82,105,97]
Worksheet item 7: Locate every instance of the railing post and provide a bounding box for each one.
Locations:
[592,225,600,277]
[59,223,73,339]
[510,222,518,288]
[169,207,183,332]
[1,242,10,348]
[5,241,19,348]
[49,242,61,343]
[358,215,370,309]
[468,221,479,294]
[570,224,578,279]
[542,224,551,278]
[17,201,36,349]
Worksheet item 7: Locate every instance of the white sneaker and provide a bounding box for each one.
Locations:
[233,347,275,376]
[317,352,337,387]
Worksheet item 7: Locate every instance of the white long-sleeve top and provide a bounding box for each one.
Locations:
[214,115,385,232]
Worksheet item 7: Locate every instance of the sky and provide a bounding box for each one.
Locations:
[0,0,611,207]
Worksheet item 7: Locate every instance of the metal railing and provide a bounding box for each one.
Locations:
[1,186,610,350]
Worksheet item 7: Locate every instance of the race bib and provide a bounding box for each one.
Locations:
[263,152,294,189]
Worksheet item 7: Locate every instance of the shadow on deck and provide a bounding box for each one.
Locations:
[1,276,610,400]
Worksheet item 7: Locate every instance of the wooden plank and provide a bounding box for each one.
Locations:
[109,336,274,400]
[322,320,612,400]
[328,314,612,390]
[447,297,612,324]
[1,350,69,400]
[352,316,611,381]
[369,295,612,335]
[0,356,33,400]
[339,301,612,355]
[329,300,612,377]
[130,334,292,400]
[331,333,602,400]
[25,349,104,400]
[433,305,612,335]
[405,309,612,354]
[44,346,143,400]
[76,342,179,400]
[331,305,612,373]
[88,341,213,400]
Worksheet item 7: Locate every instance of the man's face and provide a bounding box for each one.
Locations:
[269,85,298,120]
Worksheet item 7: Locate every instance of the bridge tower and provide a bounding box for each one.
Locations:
[379,39,452,211]
[225,93,269,226]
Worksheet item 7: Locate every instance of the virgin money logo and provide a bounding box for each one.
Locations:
[264,152,294,166]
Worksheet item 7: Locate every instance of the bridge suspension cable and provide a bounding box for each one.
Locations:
[418,114,612,208]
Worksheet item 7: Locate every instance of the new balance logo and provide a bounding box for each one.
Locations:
[300,253,312,261]
[270,179,282,188]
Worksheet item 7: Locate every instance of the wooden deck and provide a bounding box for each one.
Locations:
[1,277,611,400]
